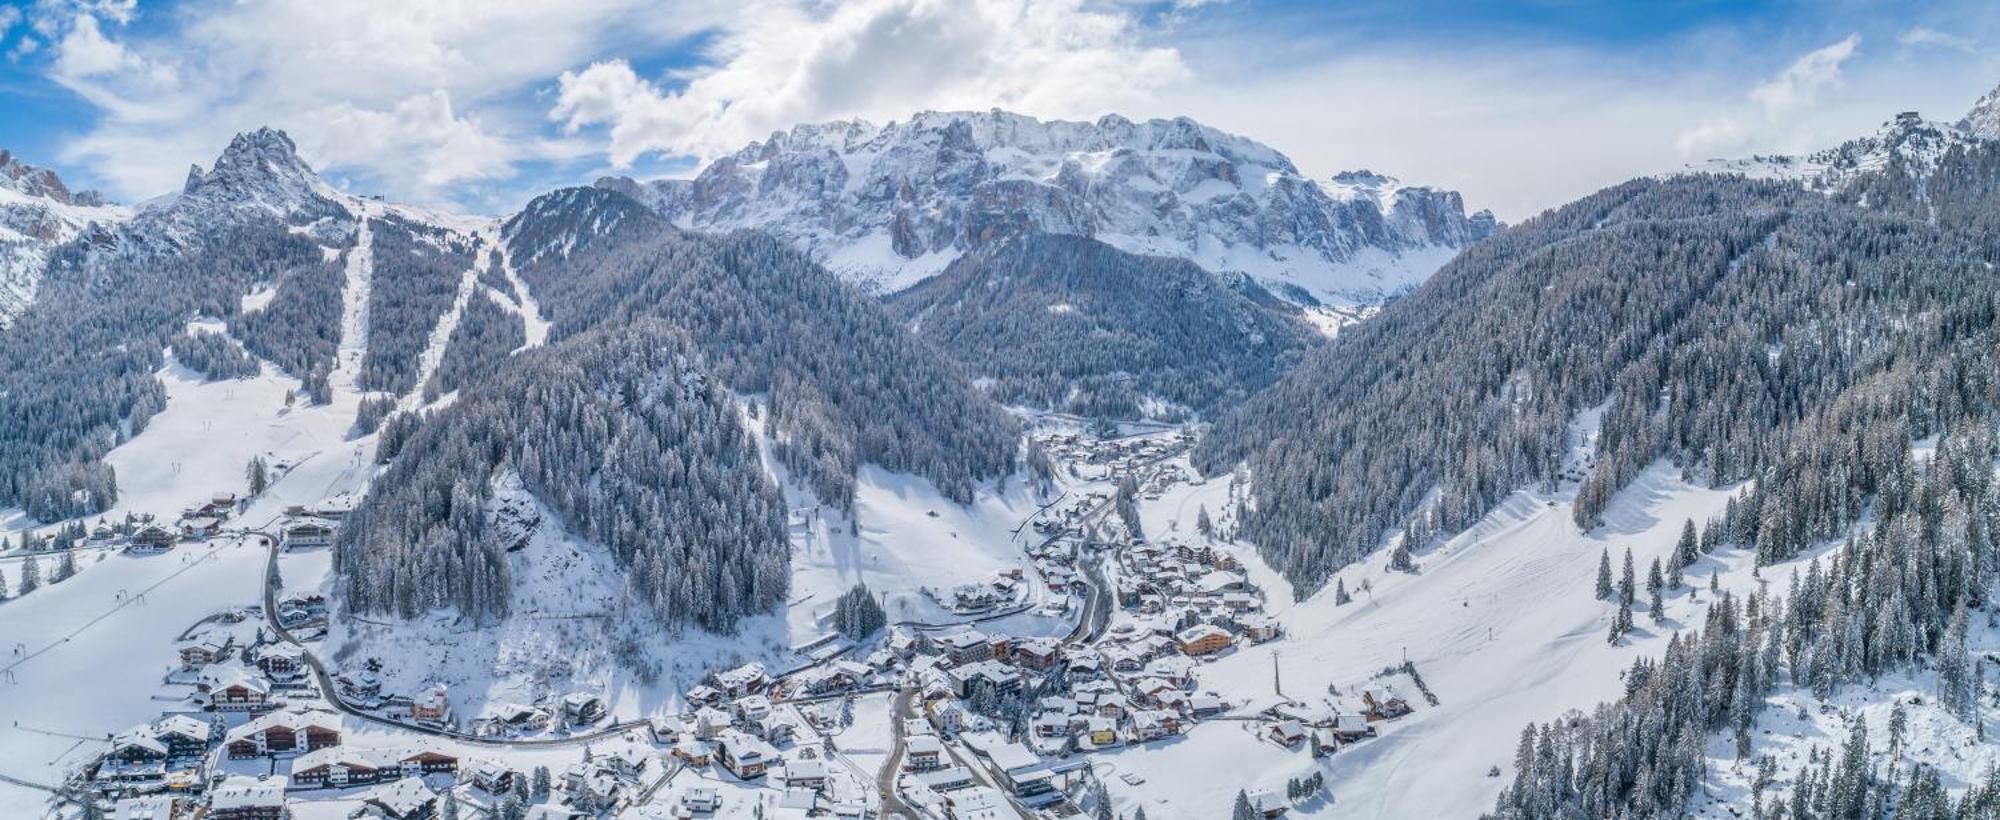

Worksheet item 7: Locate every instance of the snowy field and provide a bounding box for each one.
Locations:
[1096,455,1812,819]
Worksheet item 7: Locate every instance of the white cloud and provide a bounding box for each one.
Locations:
[552,0,1187,167]
[1898,26,1975,52]
[34,0,734,204]
[1675,35,1864,160]
[1749,34,1860,117]
[297,91,516,189]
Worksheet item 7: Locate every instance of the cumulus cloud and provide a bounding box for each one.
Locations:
[1676,35,1862,159]
[551,0,1187,167]
[29,0,731,204]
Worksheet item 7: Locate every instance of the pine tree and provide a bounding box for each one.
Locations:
[1197,505,1214,537]
[1595,548,1613,600]
[0,567,9,601]
[1619,548,1635,606]
[1939,602,1974,722]
[1233,789,1259,820]
[54,550,75,582]
[532,765,551,800]
[1676,518,1697,567]
[1335,577,1351,606]
[442,793,459,820]
[19,554,39,595]
[246,456,269,496]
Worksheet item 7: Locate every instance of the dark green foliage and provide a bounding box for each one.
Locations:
[505,187,1017,508]
[169,328,259,379]
[889,234,1319,418]
[335,320,789,630]
[0,221,324,521]
[359,215,476,395]
[1200,140,2000,594]
[353,395,397,437]
[231,253,344,383]
[833,582,887,639]
[423,290,525,401]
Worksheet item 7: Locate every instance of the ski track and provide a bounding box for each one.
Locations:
[331,208,374,399]
[401,236,486,410]
[481,224,550,350]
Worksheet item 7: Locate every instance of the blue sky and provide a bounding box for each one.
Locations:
[1,0,1995,218]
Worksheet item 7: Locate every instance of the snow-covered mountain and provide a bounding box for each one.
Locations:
[0,149,129,325]
[598,110,1499,303]
[1688,84,2000,192]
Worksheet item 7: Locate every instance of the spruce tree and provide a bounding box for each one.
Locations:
[246,456,269,495]
[19,554,39,595]
[1618,548,1635,606]
[1232,790,1258,820]
[54,550,75,583]
[1595,548,1613,600]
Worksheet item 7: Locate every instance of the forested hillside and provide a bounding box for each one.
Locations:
[1198,119,2000,597]
[504,186,1018,506]
[889,234,1319,419]
[334,320,789,629]
[0,222,328,520]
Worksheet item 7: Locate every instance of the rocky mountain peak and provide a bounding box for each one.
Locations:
[0,149,103,207]
[1957,83,2000,139]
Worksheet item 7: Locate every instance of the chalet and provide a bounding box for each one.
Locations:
[1176,625,1232,657]
[1362,691,1414,721]
[750,713,796,745]
[929,628,993,665]
[712,662,770,697]
[225,708,341,758]
[150,714,215,758]
[948,660,1020,700]
[560,692,605,725]
[671,736,714,766]
[97,731,167,783]
[714,730,773,779]
[1237,614,1281,643]
[683,787,722,813]
[1248,789,1288,818]
[178,517,223,539]
[361,777,438,820]
[208,776,285,820]
[476,703,549,735]
[129,525,177,553]
[693,705,734,739]
[1310,727,1340,757]
[1010,637,1062,671]
[400,745,460,776]
[254,644,305,683]
[280,520,335,549]
[913,766,979,794]
[779,755,829,792]
[1267,720,1306,748]
[732,694,772,722]
[524,807,589,820]
[468,760,516,793]
[200,668,274,711]
[178,637,235,668]
[891,733,941,773]
[410,683,450,724]
[684,684,723,706]
[1085,717,1117,747]
[289,747,391,789]
[1331,712,1375,741]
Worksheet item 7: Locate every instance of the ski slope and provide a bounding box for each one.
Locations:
[1099,456,1808,819]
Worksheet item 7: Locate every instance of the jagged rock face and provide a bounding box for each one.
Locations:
[1959,83,2000,139]
[151,127,350,244]
[0,150,129,325]
[601,110,1498,303]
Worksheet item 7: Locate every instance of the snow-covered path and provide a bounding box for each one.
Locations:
[400,237,486,409]
[330,211,374,399]
[481,224,549,350]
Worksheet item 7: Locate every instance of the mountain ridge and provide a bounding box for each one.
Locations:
[597,108,1498,302]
